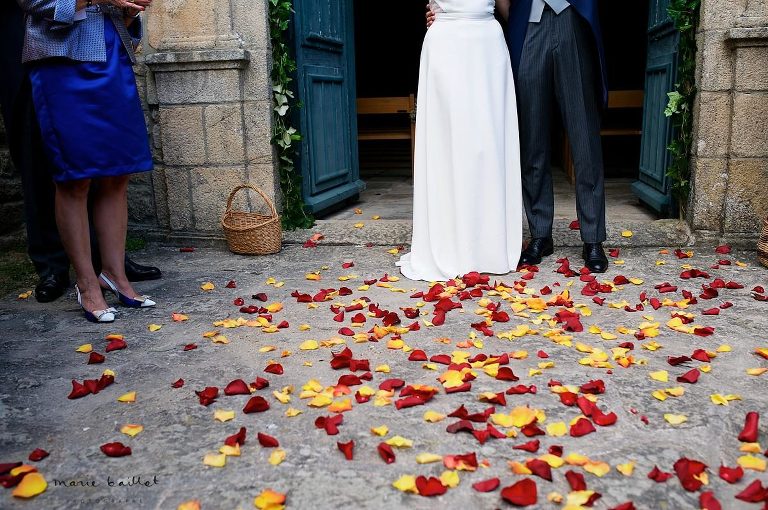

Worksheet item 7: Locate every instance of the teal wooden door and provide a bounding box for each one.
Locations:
[632,0,678,216]
[292,0,364,213]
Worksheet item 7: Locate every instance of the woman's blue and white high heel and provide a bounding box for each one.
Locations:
[75,284,116,323]
[99,273,156,308]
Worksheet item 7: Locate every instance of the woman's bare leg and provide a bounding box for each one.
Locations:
[54,179,108,312]
[92,175,141,298]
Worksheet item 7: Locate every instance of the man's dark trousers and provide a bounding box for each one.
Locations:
[516,6,606,243]
[0,0,69,280]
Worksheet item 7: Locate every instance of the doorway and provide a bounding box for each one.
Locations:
[314,1,666,223]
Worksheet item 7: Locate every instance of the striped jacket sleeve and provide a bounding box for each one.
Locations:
[17,0,77,29]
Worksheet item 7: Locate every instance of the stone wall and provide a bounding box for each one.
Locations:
[690,0,768,238]
[130,0,278,237]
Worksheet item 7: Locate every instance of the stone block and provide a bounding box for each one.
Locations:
[723,158,768,232]
[204,104,245,165]
[231,0,270,49]
[127,172,157,227]
[700,0,747,31]
[734,46,768,91]
[731,92,768,157]
[697,30,734,92]
[154,68,242,105]
[243,50,272,102]
[694,92,732,158]
[159,106,206,166]
[243,101,274,166]
[162,167,194,231]
[146,0,219,51]
[245,164,280,211]
[189,166,249,232]
[689,156,728,232]
[151,166,171,229]
[0,201,24,236]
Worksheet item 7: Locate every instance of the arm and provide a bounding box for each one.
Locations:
[496,0,510,22]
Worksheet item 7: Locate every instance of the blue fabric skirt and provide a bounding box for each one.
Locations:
[28,17,153,182]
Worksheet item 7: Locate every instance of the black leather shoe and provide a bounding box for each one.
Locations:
[35,273,70,303]
[583,242,609,273]
[125,257,162,282]
[518,237,554,266]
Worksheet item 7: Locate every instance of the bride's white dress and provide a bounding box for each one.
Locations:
[397,0,523,282]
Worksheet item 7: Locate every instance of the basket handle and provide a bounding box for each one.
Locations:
[225,185,278,218]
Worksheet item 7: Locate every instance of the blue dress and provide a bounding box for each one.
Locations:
[28,17,153,182]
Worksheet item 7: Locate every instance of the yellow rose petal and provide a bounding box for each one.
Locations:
[254,489,286,510]
[385,436,413,448]
[148,324,162,332]
[737,455,767,472]
[546,422,568,437]
[177,500,201,510]
[392,475,417,493]
[76,343,93,353]
[12,472,47,499]
[220,444,241,457]
[664,414,688,425]
[120,424,144,437]
[440,470,460,488]
[416,453,443,464]
[200,282,215,291]
[299,340,319,350]
[424,411,446,423]
[117,391,136,403]
[621,230,633,238]
[616,461,635,476]
[203,453,227,467]
[371,425,389,437]
[214,410,235,423]
[649,370,669,382]
[268,449,286,466]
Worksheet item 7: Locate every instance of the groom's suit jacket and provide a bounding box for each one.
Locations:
[507,0,608,107]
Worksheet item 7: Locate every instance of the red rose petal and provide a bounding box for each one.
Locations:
[648,465,674,483]
[337,440,354,460]
[673,457,708,492]
[570,418,596,437]
[264,363,284,375]
[718,465,744,484]
[0,462,22,476]
[513,440,540,453]
[67,380,90,399]
[28,449,49,462]
[105,338,127,352]
[377,443,396,464]
[735,480,768,503]
[699,492,721,510]
[172,378,185,388]
[526,458,552,481]
[224,427,247,446]
[87,352,105,364]
[256,432,279,448]
[415,476,447,497]
[676,368,700,384]
[565,470,587,491]
[224,379,251,396]
[501,478,538,506]
[242,396,270,413]
[195,386,219,406]
[472,477,500,493]
[738,412,759,443]
[315,415,343,435]
[100,442,132,457]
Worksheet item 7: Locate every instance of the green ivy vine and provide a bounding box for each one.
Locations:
[665,0,701,218]
[269,0,314,230]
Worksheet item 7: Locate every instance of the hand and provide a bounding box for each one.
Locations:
[425,3,435,28]
[110,0,152,12]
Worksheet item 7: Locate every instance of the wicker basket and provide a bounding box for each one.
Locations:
[759,216,768,268]
[221,185,282,255]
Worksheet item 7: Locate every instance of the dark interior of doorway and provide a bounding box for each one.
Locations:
[353,0,650,180]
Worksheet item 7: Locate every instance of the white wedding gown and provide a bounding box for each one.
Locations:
[397,0,523,282]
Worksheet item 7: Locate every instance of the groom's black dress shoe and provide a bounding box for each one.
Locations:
[125,257,162,282]
[35,273,70,303]
[583,243,609,274]
[518,237,554,266]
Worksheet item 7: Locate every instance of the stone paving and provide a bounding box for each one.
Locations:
[1,242,767,510]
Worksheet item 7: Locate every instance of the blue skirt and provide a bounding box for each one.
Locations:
[28,17,153,182]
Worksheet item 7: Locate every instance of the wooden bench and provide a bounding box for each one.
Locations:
[563,89,645,183]
[356,95,416,172]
